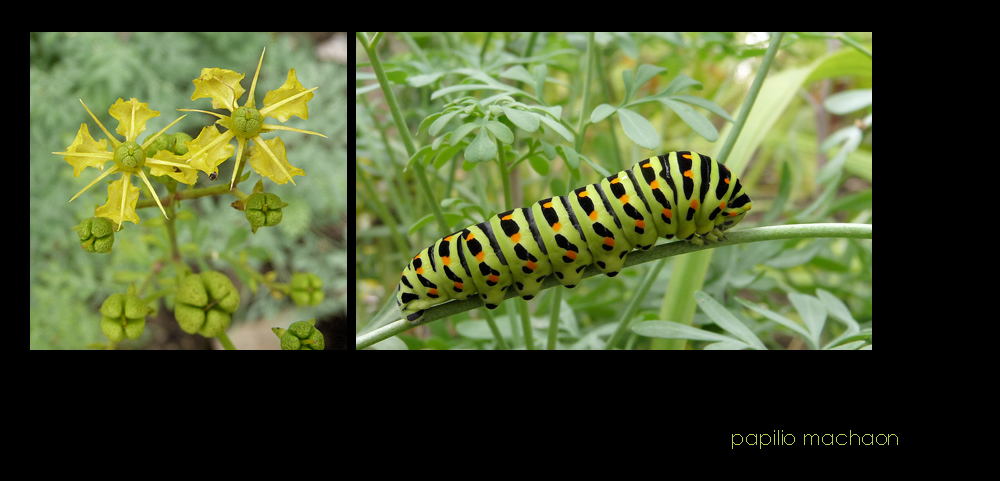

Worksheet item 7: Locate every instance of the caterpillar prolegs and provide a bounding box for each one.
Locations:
[396,151,752,324]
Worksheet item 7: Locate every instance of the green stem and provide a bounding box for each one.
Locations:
[135,182,236,210]
[357,223,872,349]
[217,331,237,350]
[357,32,449,234]
[716,32,785,165]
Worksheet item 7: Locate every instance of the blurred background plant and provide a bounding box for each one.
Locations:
[31,32,350,349]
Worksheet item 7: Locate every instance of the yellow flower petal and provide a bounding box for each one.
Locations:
[248,137,304,185]
[149,150,199,184]
[262,68,314,122]
[185,125,235,176]
[109,98,160,141]
[95,176,141,228]
[62,124,110,177]
[191,68,246,111]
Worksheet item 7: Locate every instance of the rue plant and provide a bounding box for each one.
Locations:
[53,48,329,350]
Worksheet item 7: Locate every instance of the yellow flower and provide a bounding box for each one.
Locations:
[180,48,327,189]
[53,98,198,230]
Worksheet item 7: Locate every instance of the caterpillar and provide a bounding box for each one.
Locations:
[396,151,752,324]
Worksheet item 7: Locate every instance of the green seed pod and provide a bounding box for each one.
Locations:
[72,217,115,253]
[290,272,324,307]
[174,271,240,338]
[245,192,289,234]
[169,132,193,155]
[232,106,263,138]
[272,319,324,350]
[100,292,148,342]
[144,133,170,157]
[113,140,145,172]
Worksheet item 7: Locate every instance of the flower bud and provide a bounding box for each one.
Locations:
[174,271,240,338]
[290,272,324,307]
[272,319,324,350]
[72,217,115,253]
[245,192,289,234]
[100,292,148,342]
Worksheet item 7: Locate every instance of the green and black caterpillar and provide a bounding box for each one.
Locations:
[397,151,752,324]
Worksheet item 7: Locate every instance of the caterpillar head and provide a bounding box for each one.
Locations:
[720,195,752,231]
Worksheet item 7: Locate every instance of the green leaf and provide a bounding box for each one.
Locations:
[500,65,534,85]
[449,122,478,147]
[737,298,814,348]
[464,127,496,162]
[527,153,550,176]
[621,68,635,102]
[555,145,580,170]
[531,64,548,96]
[485,121,513,144]
[408,72,445,87]
[616,108,660,149]
[670,94,735,122]
[501,106,539,132]
[634,64,668,92]
[384,69,408,84]
[788,292,826,340]
[429,109,462,136]
[632,320,735,342]
[590,103,617,123]
[824,88,872,114]
[662,73,703,95]
[693,291,767,350]
[662,98,718,142]
[536,113,573,143]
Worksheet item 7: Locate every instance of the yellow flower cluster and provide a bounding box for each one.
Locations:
[53,48,327,230]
